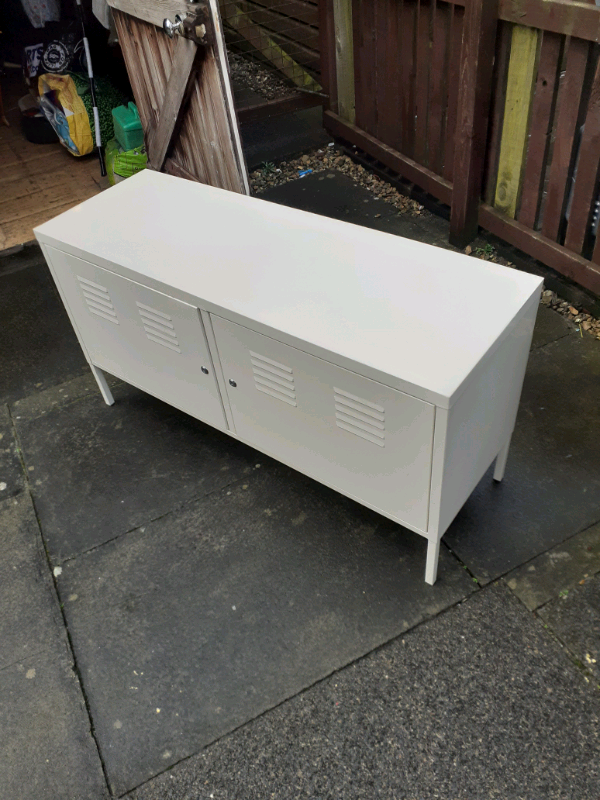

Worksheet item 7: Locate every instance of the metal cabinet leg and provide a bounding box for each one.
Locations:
[493,435,512,482]
[425,536,440,585]
[90,365,114,406]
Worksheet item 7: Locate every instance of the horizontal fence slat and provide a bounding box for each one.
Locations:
[480,202,600,295]
[518,30,562,229]
[421,0,600,44]
[242,0,320,50]
[493,25,539,219]
[325,110,453,204]
[498,0,600,44]
[541,36,589,241]
[248,0,319,27]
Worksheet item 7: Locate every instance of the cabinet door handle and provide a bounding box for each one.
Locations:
[229,379,237,387]
[201,366,209,374]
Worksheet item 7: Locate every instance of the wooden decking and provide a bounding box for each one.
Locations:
[0,74,105,252]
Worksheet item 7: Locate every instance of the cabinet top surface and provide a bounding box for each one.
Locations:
[35,170,542,404]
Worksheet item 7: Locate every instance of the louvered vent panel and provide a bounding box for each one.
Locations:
[136,302,181,353]
[250,350,297,406]
[334,387,385,447]
[77,276,119,325]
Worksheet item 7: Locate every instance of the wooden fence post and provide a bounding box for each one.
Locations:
[319,0,337,110]
[449,0,499,248]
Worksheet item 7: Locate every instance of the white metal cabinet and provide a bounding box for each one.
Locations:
[46,248,226,430]
[212,316,435,531]
[34,170,544,585]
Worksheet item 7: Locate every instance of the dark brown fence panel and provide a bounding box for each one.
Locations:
[322,0,600,295]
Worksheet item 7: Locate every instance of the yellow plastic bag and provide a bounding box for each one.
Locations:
[38,73,93,157]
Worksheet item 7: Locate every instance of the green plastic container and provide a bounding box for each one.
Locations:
[112,102,143,151]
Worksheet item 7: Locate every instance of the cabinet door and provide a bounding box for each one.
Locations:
[212,316,435,531]
[47,247,226,430]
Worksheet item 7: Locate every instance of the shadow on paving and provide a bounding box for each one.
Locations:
[0,257,87,404]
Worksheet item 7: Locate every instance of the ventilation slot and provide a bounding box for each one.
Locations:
[136,302,181,353]
[334,387,385,447]
[77,276,118,325]
[250,350,297,407]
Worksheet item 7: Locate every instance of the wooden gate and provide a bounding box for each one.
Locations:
[108,0,250,193]
[320,0,600,297]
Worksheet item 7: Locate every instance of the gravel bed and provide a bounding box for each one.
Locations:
[250,144,427,216]
[228,51,297,101]
[251,144,600,337]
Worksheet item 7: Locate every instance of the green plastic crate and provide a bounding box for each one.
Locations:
[112,102,144,151]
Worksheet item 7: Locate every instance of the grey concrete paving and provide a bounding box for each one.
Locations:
[264,169,438,240]
[0,494,67,669]
[0,651,108,800]
[56,461,474,794]
[504,521,600,611]
[530,302,575,349]
[14,382,259,562]
[444,334,600,581]
[0,403,23,499]
[240,107,330,170]
[127,584,600,800]
[0,494,107,799]
[0,261,87,404]
[539,571,600,683]
[1,170,600,799]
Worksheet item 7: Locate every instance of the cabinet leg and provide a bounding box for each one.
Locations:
[493,436,512,483]
[90,365,114,406]
[425,537,440,585]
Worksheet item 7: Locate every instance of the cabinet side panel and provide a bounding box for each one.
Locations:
[436,295,539,535]
[39,242,93,366]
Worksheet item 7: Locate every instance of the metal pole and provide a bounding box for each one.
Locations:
[75,0,107,176]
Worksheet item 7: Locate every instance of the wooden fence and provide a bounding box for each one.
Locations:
[319,0,600,296]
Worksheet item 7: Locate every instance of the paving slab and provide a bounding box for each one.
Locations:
[0,261,87,404]
[0,493,67,670]
[0,651,108,800]
[14,381,259,562]
[504,521,600,611]
[262,170,431,240]
[0,403,24,499]
[241,107,330,170]
[10,370,121,424]
[126,583,600,800]
[445,334,600,582]
[531,304,575,350]
[539,571,600,683]
[57,461,474,794]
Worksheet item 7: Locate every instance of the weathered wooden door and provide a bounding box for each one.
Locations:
[108,0,250,193]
